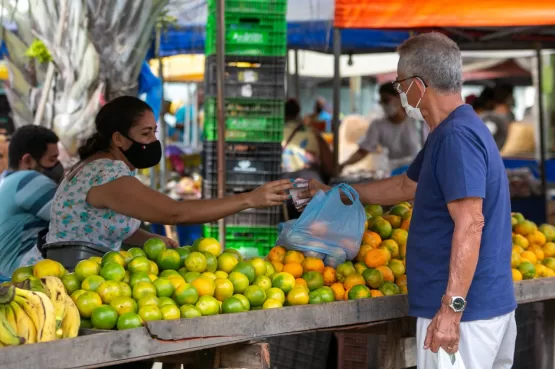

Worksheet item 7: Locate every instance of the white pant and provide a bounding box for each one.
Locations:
[416,311,516,369]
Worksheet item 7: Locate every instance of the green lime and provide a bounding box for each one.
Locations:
[176,247,191,266]
[157,296,176,307]
[221,297,244,314]
[144,238,166,261]
[228,272,249,294]
[160,304,181,320]
[156,249,182,271]
[195,296,220,316]
[101,251,126,268]
[110,296,137,315]
[11,266,34,283]
[128,256,150,274]
[81,275,106,292]
[180,304,202,318]
[244,285,266,308]
[232,262,256,283]
[173,283,199,305]
[91,305,119,330]
[117,312,143,330]
[119,282,132,298]
[137,295,159,308]
[62,273,81,295]
[74,260,100,282]
[138,305,162,322]
[129,272,151,287]
[233,294,251,311]
[96,281,123,304]
[153,277,175,298]
[185,252,207,273]
[127,248,146,259]
[100,262,126,282]
[252,275,272,291]
[132,281,156,300]
[202,251,218,273]
[184,271,201,283]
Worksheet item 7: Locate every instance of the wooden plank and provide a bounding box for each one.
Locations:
[0,279,554,369]
[146,295,409,340]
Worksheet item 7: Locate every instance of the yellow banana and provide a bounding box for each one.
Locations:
[0,308,24,346]
[14,288,56,342]
[40,277,66,329]
[10,301,36,344]
[0,305,17,332]
[61,294,80,339]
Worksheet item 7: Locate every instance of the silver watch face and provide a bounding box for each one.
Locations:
[452,297,466,311]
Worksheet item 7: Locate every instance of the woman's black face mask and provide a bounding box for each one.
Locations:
[118,133,162,169]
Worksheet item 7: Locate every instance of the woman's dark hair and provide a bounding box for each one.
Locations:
[285,98,301,120]
[78,96,153,160]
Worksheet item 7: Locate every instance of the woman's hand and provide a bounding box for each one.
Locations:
[159,235,179,248]
[247,179,293,208]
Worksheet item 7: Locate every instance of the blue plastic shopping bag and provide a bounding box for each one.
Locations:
[276,184,366,267]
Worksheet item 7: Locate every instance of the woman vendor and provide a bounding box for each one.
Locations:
[20,96,291,265]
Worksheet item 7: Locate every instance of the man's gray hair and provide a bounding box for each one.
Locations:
[397,33,463,94]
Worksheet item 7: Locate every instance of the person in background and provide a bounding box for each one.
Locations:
[339,83,422,173]
[301,32,516,369]
[282,98,333,182]
[480,84,515,149]
[306,97,333,132]
[472,86,495,114]
[0,126,63,280]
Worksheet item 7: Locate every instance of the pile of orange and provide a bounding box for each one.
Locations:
[510,213,555,281]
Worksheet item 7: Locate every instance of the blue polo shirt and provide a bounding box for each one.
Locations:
[405,104,516,322]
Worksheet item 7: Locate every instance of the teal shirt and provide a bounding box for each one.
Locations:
[0,171,56,279]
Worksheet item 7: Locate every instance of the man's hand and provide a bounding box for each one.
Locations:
[424,305,461,354]
[297,179,331,203]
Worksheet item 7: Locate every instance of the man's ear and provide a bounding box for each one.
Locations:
[19,153,35,170]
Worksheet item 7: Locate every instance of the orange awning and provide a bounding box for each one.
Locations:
[334,0,555,29]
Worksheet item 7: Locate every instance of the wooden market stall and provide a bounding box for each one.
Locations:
[0,279,552,369]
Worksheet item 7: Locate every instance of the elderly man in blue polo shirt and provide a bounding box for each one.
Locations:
[300,32,516,369]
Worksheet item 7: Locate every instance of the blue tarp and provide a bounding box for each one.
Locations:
[147,21,410,58]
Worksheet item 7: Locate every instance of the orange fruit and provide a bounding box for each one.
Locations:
[138,305,162,322]
[396,274,407,288]
[514,220,538,236]
[530,246,545,262]
[343,273,366,290]
[173,283,199,305]
[110,296,138,315]
[370,290,384,297]
[286,286,309,306]
[364,248,390,268]
[283,262,303,278]
[519,261,536,280]
[195,296,220,316]
[128,256,150,274]
[370,219,392,239]
[543,257,555,271]
[197,237,222,257]
[521,250,538,265]
[184,252,207,273]
[302,257,325,273]
[228,272,250,294]
[217,253,239,274]
[512,269,523,281]
[96,281,123,304]
[379,240,399,258]
[244,285,266,308]
[214,278,234,302]
[356,244,374,263]
[323,266,337,286]
[232,262,256,283]
[527,231,547,248]
[191,276,215,297]
[376,266,394,283]
[362,268,384,289]
[267,246,286,263]
[388,259,405,279]
[82,275,106,292]
[157,249,182,271]
[33,259,65,278]
[348,285,372,300]
[153,277,175,298]
[262,298,283,309]
[302,271,325,291]
[400,219,410,231]
[160,304,181,320]
[132,281,156,300]
[390,229,408,248]
[536,263,550,278]
[284,250,305,264]
[271,261,284,273]
[250,258,267,276]
[362,231,382,248]
[266,287,286,304]
[513,234,530,249]
[76,292,103,318]
[511,251,521,268]
[379,282,400,296]
[252,275,272,291]
[272,272,296,294]
[543,242,555,258]
[295,278,308,288]
[382,215,402,229]
[330,282,346,301]
[101,251,126,268]
[180,305,203,318]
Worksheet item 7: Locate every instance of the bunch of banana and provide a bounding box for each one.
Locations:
[0,276,80,348]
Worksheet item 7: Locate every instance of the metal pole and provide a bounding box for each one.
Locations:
[332,28,341,177]
[216,0,226,248]
[294,49,300,100]
[536,44,547,221]
[156,28,167,192]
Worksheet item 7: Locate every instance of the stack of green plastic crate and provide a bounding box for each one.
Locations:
[202,0,287,258]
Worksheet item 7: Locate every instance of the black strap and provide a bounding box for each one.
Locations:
[282,122,304,149]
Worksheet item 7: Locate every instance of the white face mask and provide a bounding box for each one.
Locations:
[399,80,425,121]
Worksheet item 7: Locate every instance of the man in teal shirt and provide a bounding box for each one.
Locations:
[0,126,62,280]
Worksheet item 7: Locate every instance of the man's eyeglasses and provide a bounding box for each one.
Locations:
[393,76,428,94]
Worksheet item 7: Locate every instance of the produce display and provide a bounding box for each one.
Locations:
[510,212,555,280]
[3,202,555,344]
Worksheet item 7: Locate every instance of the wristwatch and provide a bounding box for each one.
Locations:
[441,295,467,313]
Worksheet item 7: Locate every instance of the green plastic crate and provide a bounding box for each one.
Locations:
[203,97,284,143]
[208,0,287,15]
[205,13,287,56]
[203,225,278,258]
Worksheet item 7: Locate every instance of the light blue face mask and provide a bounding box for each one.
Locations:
[399,80,426,121]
